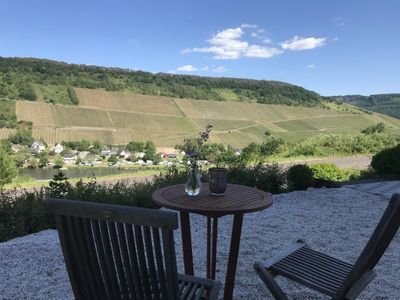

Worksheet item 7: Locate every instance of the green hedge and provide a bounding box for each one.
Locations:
[371,144,400,176]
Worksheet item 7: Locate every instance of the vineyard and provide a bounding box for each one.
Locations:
[10,88,400,147]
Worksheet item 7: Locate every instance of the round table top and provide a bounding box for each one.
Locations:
[152,183,272,216]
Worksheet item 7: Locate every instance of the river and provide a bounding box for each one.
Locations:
[19,167,150,180]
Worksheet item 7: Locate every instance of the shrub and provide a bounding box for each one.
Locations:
[371,144,400,176]
[228,163,287,194]
[287,164,314,190]
[310,163,347,181]
[0,188,54,242]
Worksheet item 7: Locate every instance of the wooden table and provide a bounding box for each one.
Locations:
[152,183,272,300]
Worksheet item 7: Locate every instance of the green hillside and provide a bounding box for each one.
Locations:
[332,94,400,119]
[9,88,400,147]
[0,56,321,112]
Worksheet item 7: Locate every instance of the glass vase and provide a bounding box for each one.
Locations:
[185,171,201,196]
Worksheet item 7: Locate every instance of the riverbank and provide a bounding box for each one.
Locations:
[5,155,372,190]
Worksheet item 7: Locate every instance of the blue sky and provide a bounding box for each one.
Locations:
[1,0,399,96]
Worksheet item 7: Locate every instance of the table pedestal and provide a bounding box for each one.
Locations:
[152,184,272,300]
[181,212,244,300]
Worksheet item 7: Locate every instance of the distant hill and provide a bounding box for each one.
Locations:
[332,94,400,119]
[1,57,400,147]
[0,56,322,106]
[10,88,400,147]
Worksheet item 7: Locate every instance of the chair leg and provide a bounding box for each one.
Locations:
[254,262,289,300]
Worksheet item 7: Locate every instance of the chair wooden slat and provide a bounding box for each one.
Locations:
[143,226,161,300]
[134,225,152,299]
[116,222,137,299]
[255,193,400,299]
[82,218,108,300]
[152,227,168,298]
[108,221,130,299]
[91,219,115,299]
[48,198,221,300]
[99,220,121,299]
[126,223,144,299]
[71,217,100,299]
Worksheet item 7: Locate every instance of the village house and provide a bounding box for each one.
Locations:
[134,152,145,159]
[119,149,131,159]
[30,141,46,154]
[77,151,90,160]
[101,146,111,156]
[53,143,64,154]
[110,147,120,156]
[63,153,77,164]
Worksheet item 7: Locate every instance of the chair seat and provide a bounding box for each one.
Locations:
[269,245,354,296]
[178,274,221,300]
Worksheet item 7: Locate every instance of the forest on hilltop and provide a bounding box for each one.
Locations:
[0,56,322,107]
[332,94,400,119]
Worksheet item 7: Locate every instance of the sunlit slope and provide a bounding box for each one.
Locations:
[16,88,400,147]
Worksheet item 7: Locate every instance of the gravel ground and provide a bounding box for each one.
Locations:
[1,187,399,299]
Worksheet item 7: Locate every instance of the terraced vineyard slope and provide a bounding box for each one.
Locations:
[13,88,400,147]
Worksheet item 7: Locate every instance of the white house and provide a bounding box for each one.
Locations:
[54,143,64,154]
[134,152,145,159]
[101,146,111,156]
[119,149,131,159]
[63,153,77,164]
[30,141,46,154]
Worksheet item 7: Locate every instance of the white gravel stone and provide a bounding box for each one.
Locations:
[1,187,399,299]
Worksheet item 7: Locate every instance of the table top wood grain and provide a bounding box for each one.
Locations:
[152,183,272,216]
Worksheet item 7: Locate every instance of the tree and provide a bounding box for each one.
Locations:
[54,155,64,169]
[126,141,145,152]
[39,156,49,168]
[361,122,386,134]
[108,154,118,164]
[144,140,157,161]
[0,146,18,186]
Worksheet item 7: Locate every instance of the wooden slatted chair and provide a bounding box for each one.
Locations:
[48,198,221,300]
[254,193,400,300]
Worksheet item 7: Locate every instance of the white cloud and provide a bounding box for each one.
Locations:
[333,17,345,27]
[244,45,282,58]
[241,23,258,29]
[251,32,258,38]
[182,26,281,60]
[211,66,227,73]
[262,38,272,44]
[307,64,316,68]
[281,36,327,51]
[176,65,198,72]
[201,66,209,71]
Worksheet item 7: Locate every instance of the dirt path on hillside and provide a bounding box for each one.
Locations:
[279,155,372,169]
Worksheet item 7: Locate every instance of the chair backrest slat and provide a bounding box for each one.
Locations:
[48,198,180,300]
[335,194,400,298]
[162,228,180,300]
[99,220,122,298]
[71,217,101,299]
[81,218,108,300]
[108,221,130,299]
[91,219,115,299]
[134,224,153,298]
[144,226,161,300]
[126,224,144,299]
[116,222,137,299]
[153,227,168,298]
